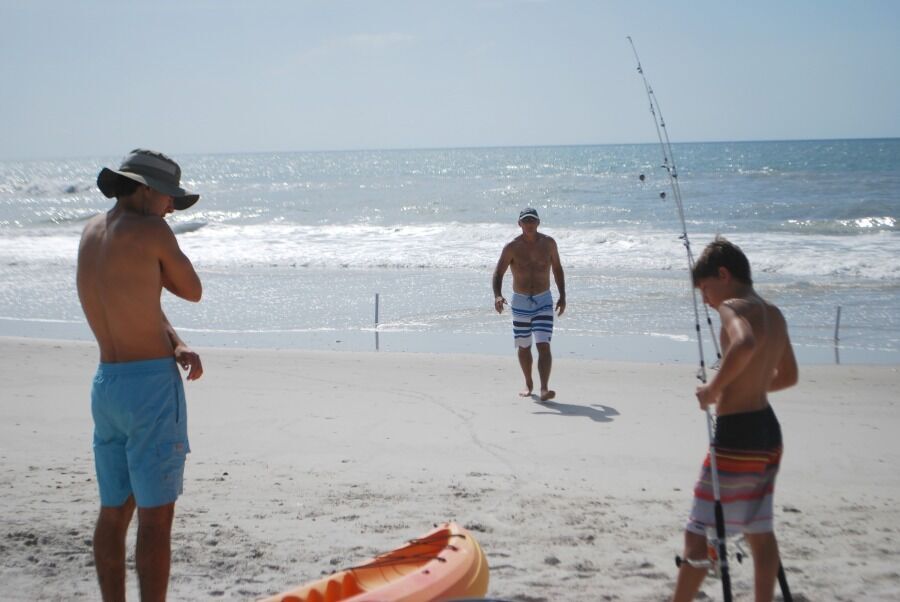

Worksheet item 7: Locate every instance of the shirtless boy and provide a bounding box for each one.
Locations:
[672,236,798,602]
[77,149,203,601]
[492,208,566,401]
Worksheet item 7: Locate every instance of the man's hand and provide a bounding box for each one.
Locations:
[174,344,203,381]
[494,296,507,314]
[695,383,718,410]
[556,297,566,317]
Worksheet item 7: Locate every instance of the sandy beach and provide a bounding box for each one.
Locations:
[1,336,898,601]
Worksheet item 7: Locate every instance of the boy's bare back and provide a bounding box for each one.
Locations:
[692,236,798,416]
[715,293,795,416]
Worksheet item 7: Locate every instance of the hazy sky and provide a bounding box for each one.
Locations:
[2,0,898,159]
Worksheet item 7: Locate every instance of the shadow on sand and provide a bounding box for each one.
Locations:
[531,398,620,423]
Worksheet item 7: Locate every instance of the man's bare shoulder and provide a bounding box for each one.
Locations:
[539,232,558,247]
[504,235,526,251]
[123,211,169,229]
[509,233,555,245]
[81,212,174,260]
[81,212,106,234]
[112,211,174,241]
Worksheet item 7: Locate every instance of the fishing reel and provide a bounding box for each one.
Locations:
[675,536,748,579]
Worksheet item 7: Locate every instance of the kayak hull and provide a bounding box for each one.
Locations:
[260,522,489,602]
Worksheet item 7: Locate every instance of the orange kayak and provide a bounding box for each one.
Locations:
[259,522,490,602]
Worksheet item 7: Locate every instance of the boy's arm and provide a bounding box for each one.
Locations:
[163,311,203,381]
[768,315,798,392]
[550,238,566,316]
[696,303,755,408]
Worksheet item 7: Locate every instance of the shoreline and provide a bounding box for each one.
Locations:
[2,337,899,600]
[1,325,897,366]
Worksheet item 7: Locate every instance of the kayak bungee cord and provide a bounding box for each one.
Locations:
[342,532,467,571]
[626,35,733,602]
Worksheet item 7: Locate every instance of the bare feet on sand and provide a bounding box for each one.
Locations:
[540,389,556,401]
[520,378,534,397]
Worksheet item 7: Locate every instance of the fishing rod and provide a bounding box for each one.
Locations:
[625,35,733,601]
[626,38,721,368]
[627,37,793,602]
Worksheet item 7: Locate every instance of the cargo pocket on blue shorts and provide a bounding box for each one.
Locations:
[157,439,191,501]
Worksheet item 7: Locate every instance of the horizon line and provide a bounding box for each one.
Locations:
[3,135,899,162]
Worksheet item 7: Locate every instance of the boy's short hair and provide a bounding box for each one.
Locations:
[692,236,753,286]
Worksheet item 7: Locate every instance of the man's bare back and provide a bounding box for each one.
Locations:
[77,189,202,368]
[82,150,205,602]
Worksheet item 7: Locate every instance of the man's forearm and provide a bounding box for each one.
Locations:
[492,272,504,298]
[162,311,186,350]
[554,269,566,299]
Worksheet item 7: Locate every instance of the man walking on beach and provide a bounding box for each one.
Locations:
[492,207,566,401]
[77,149,203,601]
[672,237,798,602]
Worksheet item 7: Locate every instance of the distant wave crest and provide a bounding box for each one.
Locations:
[2,221,898,281]
[782,216,897,234]
[167,222,900,281]
[172,220,207,234]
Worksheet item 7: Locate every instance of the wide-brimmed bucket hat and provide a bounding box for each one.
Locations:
[97,149,199,210]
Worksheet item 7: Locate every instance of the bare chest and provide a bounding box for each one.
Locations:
[510,242,551,268]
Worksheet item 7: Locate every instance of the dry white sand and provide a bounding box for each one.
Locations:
[1,336,898,601]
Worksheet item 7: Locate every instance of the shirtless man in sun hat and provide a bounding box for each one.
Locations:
[77,148,203,601]
[492,207,566,401]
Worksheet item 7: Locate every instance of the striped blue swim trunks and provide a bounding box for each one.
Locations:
[511,290,554,347]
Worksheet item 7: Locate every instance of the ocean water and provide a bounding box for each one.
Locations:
[1,139,898,364]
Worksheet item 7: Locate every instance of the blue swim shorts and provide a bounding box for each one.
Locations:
[91,357,190,508]
[511,290,554,348]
